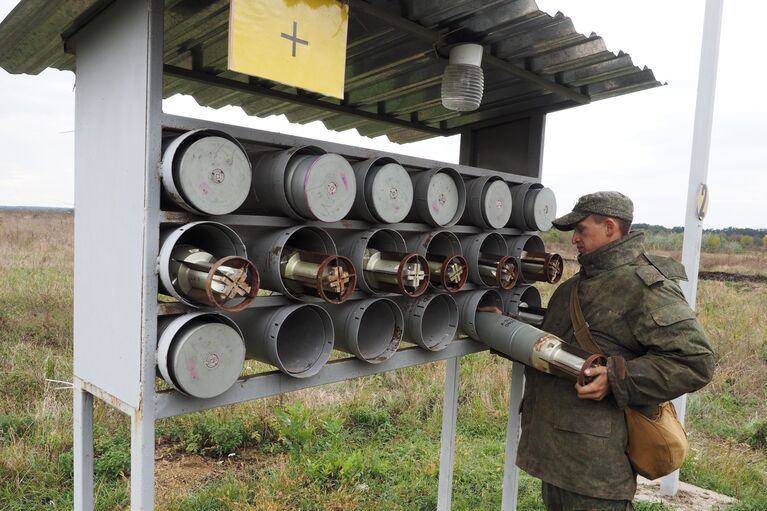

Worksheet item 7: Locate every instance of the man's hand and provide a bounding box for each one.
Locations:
[575,365,611,401]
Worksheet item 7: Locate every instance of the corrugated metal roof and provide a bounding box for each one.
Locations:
[0,0,662,143]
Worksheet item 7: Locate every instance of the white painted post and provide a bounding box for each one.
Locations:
[73,384,94,511]
[501,362,525,511]
[437,357,461,510]
[661,0,724,497]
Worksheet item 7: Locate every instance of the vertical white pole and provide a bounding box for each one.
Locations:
[661,0,724,496]
[437,357,461,511]
[501,363,525,511]
[73,383,94,511]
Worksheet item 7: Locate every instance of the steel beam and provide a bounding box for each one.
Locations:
[73,384,94,511]
[501,363,525,511]
[156,340,485,419]
[437,357,460,511]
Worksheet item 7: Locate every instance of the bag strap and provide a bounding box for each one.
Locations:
[568,279,603,355]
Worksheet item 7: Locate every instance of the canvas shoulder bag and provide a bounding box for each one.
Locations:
[569,280,688,480]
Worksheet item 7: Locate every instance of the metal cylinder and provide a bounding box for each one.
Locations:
[157,312,246,398]
[237,304,334,378]
[461,232,519,289]
[247,146,356,222]
[500,284,542,313]
[320,298,404,363]
[350,157,413,223]
[405,230,468,293]
[408,167,467,227]
[159,222,259,311]
[506,234,564,284]
[475,312,593,381]
[245,226,356,304]
[453,289,503,341]
[462,175,513,229]
[161,129,252,215]
[393,293,459,352]
[508,183,557,232]
[336,228,429,297]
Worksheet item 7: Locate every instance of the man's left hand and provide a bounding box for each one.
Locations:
[575,365,611,401]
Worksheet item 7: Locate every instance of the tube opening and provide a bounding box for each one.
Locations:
[519,286,542,309]
[276,306,332,375]
[420,295,458,350]
[357,300,401,361]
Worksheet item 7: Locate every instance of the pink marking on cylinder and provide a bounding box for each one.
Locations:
[186,357,198,380]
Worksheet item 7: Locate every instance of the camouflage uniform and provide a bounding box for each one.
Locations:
[516,231,715,507]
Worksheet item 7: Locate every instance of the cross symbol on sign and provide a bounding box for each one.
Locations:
[281,21,309,57]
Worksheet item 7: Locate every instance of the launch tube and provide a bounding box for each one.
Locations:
[159,221,259,311]
[405,230,467,293]
[320,298,403,363]
[336,228,429,297]
[236,304,334,378]
[475,312,605,383]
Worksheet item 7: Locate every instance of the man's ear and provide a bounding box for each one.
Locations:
[604,217,620,238]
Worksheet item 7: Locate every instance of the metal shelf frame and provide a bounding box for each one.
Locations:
[71,1,528,510]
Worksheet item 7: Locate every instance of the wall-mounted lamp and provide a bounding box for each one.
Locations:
[441,43,485,112]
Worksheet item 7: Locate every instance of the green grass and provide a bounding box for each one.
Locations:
[1,212,766,509]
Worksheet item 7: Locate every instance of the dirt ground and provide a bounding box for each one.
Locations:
[635,476,737,511]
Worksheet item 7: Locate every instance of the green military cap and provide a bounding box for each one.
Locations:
[552,191,633,231]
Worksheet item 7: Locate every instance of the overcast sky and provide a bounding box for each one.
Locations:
[0,1,764,228]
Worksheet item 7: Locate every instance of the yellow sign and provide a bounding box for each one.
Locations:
[228,0,349,99]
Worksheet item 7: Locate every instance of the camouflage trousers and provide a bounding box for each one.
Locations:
[542,482,634,511]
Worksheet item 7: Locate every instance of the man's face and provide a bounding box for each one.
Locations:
[572,215,614,255]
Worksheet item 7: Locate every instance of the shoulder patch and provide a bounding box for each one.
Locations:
[644,254,688,281]
[636,265,665,287]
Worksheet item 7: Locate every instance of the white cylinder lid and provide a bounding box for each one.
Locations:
[291,153,356,222]
[170,321,245,399]
[176,136,252,215]
[426,171,460,226]
[483,179,513,229]
[531,187,557,232]
[369,163,413,223]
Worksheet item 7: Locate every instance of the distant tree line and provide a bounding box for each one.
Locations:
[632,223,767,252]
[543,223,766,253]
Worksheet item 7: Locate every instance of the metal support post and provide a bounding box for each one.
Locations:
[501,363,525,511]
[437,357,460,510]
[662,0,724,496]
[131,407,156,509]
[73,383,94,511]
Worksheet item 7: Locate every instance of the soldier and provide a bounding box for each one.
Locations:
[515,191,715,510]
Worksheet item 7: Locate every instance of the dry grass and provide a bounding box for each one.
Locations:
[1,212,765,509]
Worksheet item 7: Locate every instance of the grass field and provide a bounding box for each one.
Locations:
[1,212,765,510]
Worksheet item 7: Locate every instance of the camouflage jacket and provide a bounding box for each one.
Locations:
[516,231,714,500]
